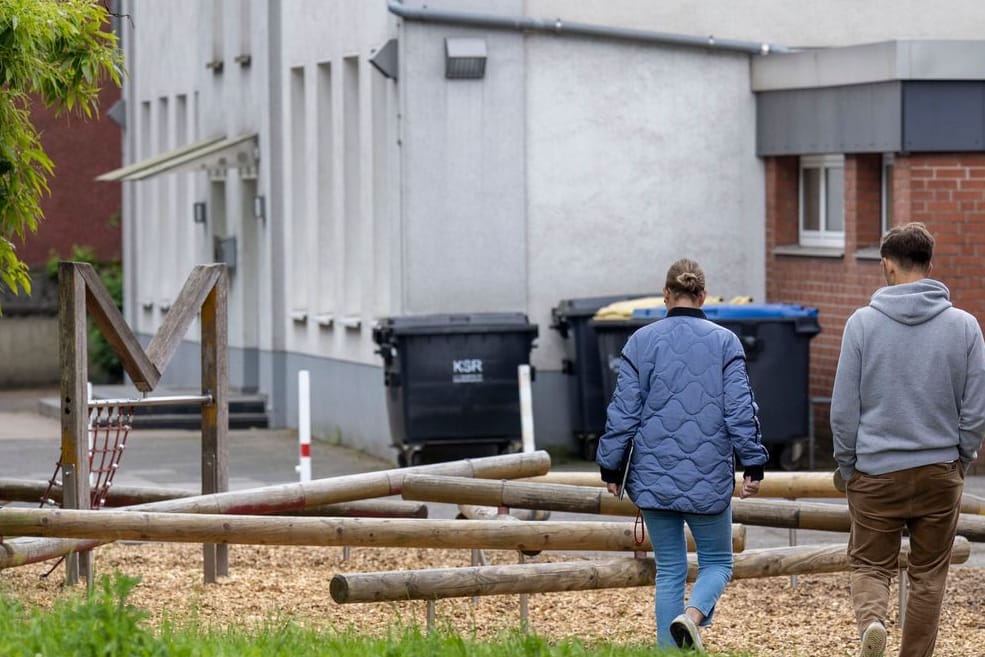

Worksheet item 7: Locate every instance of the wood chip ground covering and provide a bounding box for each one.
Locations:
[1,542,984,657]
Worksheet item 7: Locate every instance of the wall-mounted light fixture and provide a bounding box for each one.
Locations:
[444,37,487,79]
[253,194,266,222]
[193,201,207,224]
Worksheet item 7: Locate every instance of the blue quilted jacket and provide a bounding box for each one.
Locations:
[596,307,768,514]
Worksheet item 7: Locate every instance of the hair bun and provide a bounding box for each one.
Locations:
[664,258,706,298]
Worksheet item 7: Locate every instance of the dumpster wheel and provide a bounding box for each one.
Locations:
[397,446,425,468]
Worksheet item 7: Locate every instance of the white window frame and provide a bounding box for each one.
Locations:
[881,153,894,237]
[799,154,845,248]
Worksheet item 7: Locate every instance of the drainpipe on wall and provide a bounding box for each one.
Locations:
[386,0,788,56]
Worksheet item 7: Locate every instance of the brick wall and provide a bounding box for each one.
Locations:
[907,154,985,314]
[765,152,985,469]
[15,84,122,267]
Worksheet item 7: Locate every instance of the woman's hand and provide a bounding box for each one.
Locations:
[739,475,761,499]
[607,482,622,497]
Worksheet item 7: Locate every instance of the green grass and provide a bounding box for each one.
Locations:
[0,573,755,657]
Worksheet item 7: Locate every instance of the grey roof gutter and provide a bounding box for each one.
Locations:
[387,0,788,55]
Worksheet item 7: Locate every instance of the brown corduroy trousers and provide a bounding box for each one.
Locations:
[846,461,964,657]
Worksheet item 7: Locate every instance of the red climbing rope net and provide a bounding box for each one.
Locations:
[40,403,135,510]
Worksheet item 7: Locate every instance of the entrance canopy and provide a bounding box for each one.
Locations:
[96,133,258,182]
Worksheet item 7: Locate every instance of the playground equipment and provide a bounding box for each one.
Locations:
[329,538,971,603]
[523,470,985,514]
[55,262,231,584]
[1,479,428,518]
[0,508,725,554]
[0,478,194,506]
[400,474,985,541]
[0,451,550,569]
[523,471,843,498]
[4,455,978,633]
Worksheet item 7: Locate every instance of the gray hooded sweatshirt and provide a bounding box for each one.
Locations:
[832,279,985,479]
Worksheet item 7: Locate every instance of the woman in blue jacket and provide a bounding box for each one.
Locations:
[596,258,768,652]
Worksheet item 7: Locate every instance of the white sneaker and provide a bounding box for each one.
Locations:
[670,613,705,652]
[859,621,887,657]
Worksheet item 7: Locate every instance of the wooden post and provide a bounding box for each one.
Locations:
[329,538,971,604]
[58,262,91,585]
[200,267,229,582]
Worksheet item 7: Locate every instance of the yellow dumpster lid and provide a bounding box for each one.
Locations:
[593,295,728,320]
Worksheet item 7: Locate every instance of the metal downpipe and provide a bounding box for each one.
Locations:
[386,0,788,56]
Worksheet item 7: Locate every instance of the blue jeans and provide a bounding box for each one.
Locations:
[641,506,734,647]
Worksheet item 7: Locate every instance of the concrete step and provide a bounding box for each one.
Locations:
[131,412,269,430]
[38,384,270,430]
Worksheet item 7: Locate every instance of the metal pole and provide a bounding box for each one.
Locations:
[386,0,788,55]
[87,394,214,409]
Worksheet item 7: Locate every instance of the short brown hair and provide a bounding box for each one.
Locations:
[880,222,934,271]
[665,258,705,299]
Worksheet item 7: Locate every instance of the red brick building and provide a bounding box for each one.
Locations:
[17,83,122,268]
[0,86,121,387]
[755,41,985,465]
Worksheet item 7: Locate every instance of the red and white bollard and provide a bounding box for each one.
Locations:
[296,370,311,483]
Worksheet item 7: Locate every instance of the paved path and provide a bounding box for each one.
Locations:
[1,386,983,568]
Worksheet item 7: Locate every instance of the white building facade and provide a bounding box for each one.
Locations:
[110,0,985,461]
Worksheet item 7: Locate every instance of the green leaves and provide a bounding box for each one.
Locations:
[0,0,122,302]
[0,237,30,298]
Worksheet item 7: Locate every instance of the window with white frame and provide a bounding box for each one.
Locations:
[799,154,845,248]
[881,154,894,237]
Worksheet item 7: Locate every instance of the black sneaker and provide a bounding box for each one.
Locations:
[670,614,705,652]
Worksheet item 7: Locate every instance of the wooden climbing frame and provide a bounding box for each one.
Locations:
[58,261,229,585]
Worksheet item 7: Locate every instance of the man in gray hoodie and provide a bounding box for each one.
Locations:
[831,222,985,657]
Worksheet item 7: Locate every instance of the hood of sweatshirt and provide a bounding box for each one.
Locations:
[869,278,952,326]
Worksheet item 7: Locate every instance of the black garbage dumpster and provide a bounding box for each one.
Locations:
[372,313,538,466]
[592,303,821,469]
[550,294,662,460]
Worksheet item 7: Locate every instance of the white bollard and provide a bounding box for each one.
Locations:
[297,370,311,483]
[518,365,535,453]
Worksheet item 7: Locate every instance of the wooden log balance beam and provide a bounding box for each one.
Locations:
[0,451,549,569]
[0,478,196,507]
[455,504,745,553]
[329,537,971,603]
[524,471,843,498]
[0,507,743,553]
[400,475,985,541]
[524,471,985,514]
[280,500,428,519]
[0,479,427,518]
